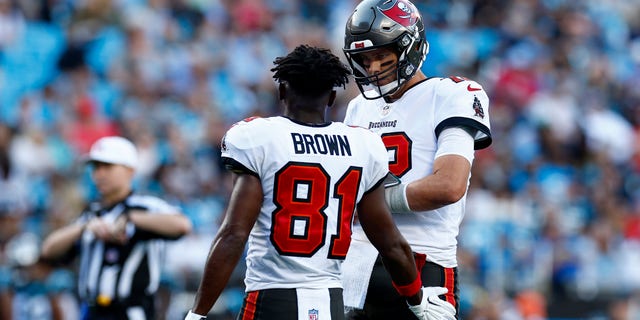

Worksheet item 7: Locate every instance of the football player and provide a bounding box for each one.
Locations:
[184,45,455,320]
[340,1,492,319]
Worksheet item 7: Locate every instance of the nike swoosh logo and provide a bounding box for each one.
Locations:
[467,84,481,91]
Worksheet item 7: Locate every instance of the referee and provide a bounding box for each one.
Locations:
[41,136,192,320]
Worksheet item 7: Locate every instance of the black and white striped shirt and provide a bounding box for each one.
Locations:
[71,193,180,306]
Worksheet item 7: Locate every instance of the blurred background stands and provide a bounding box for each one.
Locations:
[1,0,640,319]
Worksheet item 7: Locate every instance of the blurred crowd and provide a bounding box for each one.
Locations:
[0,0,639,319]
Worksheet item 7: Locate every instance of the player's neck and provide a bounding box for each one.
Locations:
[385,71,427,103]
[284,109,326,125]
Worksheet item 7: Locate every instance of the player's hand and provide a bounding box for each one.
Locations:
[184,310,207,320]
[408,287,456,320]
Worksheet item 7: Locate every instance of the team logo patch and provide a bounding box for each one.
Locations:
[378,0,419,27]
[473,96,484,118]
[349,39,374,50]
[308,309,318,320]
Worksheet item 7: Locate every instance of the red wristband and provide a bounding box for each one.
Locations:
[392,275,422,297]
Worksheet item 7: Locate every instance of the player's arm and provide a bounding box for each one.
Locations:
[386,127,473,212]
[364,180,457,319]
[188,172,263,318]
[407,127,473,211]
[406,156,470,211]
[357,182,422,305]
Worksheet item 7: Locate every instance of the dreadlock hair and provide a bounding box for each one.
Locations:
[271,44,351,98]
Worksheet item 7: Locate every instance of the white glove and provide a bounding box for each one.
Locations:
[184,310,207,320]
[407,287,456,320]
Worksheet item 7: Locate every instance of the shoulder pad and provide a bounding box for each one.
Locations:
[230,116,264,128]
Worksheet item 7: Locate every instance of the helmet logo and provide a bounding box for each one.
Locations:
[378,0,418,27]
[349,39,374,50]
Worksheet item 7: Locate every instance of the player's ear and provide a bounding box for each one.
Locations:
[279,83,286,101]
[327,90,336,107]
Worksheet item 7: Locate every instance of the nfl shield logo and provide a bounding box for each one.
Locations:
[308,309,319,320]
[381,105,391,116]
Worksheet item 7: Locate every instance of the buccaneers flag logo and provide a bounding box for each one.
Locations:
[378,0,419,27]
[473,96,485,119]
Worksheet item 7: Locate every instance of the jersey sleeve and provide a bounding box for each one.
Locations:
[434,78,492,150]
[220,120,262,177]
[344,95,369,126]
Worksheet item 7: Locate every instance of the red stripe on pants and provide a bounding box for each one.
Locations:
[443,268,456,308]
[241,291,260,320]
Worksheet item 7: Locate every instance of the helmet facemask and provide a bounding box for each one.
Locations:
[345,48,403,99]
[345,33,428,100]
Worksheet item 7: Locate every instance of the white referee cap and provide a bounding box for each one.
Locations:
[87,136,138,169]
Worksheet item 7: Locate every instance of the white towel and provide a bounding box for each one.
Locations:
[341,238,379,309]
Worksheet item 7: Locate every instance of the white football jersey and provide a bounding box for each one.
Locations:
[221,116,389,291]
[344,77,492,267]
